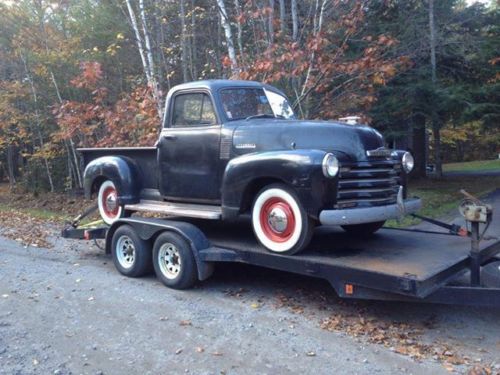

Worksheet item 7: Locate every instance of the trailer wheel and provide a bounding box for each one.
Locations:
[111,225,152,277]
[341,221,385,236]
[153,232,198,290]
[98,180,126,225]
[252,183,313,255]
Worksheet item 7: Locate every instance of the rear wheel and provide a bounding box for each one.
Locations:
[252,183,313,255]
[152,232,198,290]
[341,221,385,236]
[97,180,126,225]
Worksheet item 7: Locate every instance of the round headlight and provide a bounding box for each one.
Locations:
[322,153,339,178]
[402,152,414,173]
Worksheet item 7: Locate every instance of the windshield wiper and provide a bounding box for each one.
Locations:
[245,114,284,121]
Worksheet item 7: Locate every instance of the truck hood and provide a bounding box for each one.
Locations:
[231,119,385,161]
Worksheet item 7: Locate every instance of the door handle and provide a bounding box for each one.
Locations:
[162,134,177,140]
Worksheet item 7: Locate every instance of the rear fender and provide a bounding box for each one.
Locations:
[221,150,336,220]
[83,156,141,205]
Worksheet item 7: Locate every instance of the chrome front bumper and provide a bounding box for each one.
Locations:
[319,197,422,226]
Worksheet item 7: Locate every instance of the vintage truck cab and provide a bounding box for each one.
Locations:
[81,80,421,254]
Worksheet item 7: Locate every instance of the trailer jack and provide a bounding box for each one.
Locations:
[458,190,493,287]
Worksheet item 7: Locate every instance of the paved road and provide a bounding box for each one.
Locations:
[1,191,500,374]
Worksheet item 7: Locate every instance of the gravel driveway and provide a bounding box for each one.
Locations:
[1,192,500,375]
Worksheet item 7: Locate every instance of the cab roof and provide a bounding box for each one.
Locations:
[171,79,287,97]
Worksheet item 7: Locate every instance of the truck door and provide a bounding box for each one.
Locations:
[158,91,222,202]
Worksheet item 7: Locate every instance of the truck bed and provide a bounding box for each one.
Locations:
[79,147,158,192]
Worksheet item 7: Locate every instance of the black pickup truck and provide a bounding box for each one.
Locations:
[80,79,421,254]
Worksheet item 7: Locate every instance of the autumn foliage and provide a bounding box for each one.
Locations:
[54,62,159,148]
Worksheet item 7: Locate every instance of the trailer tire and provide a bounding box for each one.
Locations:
[252,183,313,255]
[98,180,126,225]
[153,232,198,290]
[111,225,152,277]
[341,221,385,236]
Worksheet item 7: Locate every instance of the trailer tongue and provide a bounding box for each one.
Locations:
[62,194,500,307]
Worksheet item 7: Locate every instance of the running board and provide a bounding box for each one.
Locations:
[124,200,221,220]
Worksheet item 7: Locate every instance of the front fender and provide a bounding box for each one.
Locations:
[221,150,337,219]
[83,156,141,205]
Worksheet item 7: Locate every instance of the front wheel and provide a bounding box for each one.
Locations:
[341,221,385,236]
[252,183,313,255]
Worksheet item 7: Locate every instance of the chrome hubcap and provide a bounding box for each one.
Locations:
[158,243,181,280]
[116,236,135,269]
[268,207,288,233]
[106,193,117,212]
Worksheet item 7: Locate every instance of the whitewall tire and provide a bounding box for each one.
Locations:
[252,184,313,255]
[97,180,125,225]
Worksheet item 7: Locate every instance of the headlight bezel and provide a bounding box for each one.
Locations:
[322,153,339,178]
[402,152,414,173]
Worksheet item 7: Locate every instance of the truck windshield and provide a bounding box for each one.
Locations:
[220,88,295,121]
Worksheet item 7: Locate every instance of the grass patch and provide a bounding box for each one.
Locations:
[387,175,500,227]
[0,202,71,223]
[443,159,500,172]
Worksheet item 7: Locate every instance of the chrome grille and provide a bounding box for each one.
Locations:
[336,161,402,208]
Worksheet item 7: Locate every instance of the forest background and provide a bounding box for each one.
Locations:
[0,0,498,193]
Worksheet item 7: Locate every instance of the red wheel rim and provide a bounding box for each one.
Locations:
[102,186,119,218]
[259,197,296,243]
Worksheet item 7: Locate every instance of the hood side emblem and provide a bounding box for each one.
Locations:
[235,143,256,149]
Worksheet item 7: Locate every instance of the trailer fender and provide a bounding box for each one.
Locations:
[83,156,141,205]
[221,149,336,220]
[105,218,214,281]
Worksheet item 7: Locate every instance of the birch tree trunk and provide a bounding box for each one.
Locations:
[37,4,83,190]
[190,0,198,80]
[429,0,442,177]
[268,0,274,45]
[125,0,151,84]
[216,0,239,76]
[279,0,286,35]
[291,0,298,41]
[180,0,189,82]
[48,69,83,189]
[139,0,163,119]
[20,53,55,192]
[233,0,244,61]
[125,0,163,119]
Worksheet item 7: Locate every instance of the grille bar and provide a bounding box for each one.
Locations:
[336,161,401,207]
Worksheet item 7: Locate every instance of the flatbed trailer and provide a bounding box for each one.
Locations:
[62,203,500,307]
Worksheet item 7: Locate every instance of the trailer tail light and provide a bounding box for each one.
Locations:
[345,283,354,295]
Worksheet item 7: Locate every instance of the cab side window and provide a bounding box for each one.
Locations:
[172,93,217,127]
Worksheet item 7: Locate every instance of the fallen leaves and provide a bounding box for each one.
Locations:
[179,320,192,327]
[274,293,305,315]
[321,314,430,360]
[319,312,479,370]
[0,209,53,248]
